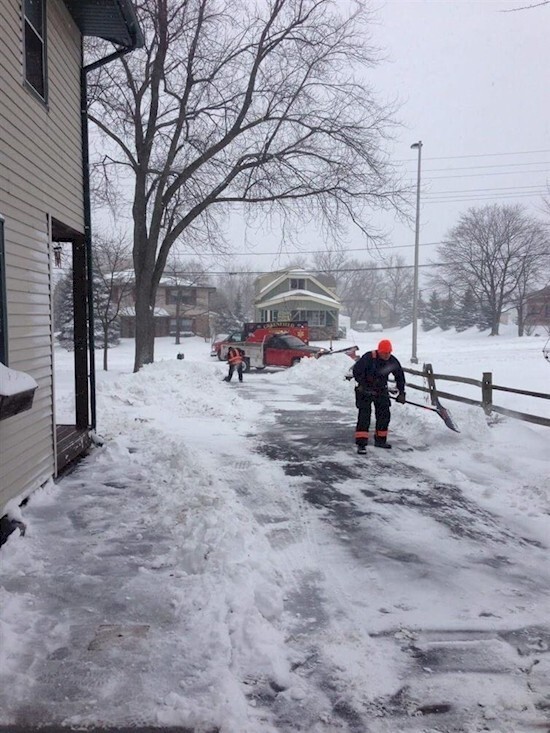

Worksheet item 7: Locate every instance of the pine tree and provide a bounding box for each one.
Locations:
[422,291,441,331]
[439,293,455,330]
[454,289,478,332]
[476,297,492,332]
[54,269,75,350]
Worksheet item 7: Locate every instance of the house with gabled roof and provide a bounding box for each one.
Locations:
[117,272,216,339]
[254,269,341,340]
[0,0,142,523]
[525,285,550,330]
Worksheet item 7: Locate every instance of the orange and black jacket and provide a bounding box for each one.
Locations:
[227,346,245,365]
[352,350,405,395]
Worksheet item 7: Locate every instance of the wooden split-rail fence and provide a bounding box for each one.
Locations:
[403,363,550,428]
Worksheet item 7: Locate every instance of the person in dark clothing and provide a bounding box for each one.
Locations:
[351,339,406,453]
[224,345,246,382]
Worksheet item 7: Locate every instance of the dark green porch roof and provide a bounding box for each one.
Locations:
[64,0,144,48]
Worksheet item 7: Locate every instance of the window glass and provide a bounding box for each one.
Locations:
[25,0,43,33]
[24,0,46,99]
[0,219,8,364]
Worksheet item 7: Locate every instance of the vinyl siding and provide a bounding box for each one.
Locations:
[265,278,330,300]
[0,0,84,513]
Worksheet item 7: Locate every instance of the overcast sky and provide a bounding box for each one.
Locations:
[215,0,550,277]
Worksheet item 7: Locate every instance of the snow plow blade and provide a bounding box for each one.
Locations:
[391,395,460,433]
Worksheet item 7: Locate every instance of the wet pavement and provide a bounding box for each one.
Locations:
[241,380,550,733]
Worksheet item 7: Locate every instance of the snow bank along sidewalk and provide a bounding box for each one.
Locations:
[0,360,294,731]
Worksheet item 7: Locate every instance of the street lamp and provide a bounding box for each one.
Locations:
[410,140,423,364]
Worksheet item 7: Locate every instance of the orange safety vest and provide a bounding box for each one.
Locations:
[228,347,244,365]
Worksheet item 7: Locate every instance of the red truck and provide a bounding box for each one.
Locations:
[212,322,358,371]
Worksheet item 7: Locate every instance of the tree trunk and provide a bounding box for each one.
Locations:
[133,202,158,371]
[517,303,525,336]
[134,284,156,372]
[103,329,109,371]
[175,298,181,345]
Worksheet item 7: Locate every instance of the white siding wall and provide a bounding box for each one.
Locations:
[0,0,84,512]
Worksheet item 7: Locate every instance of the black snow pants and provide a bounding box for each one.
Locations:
[226,363,244,382]
[354,389,391,446]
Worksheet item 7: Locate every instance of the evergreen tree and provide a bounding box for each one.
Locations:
[418,291,427,324]
[454,289,478,331]
[422,291,441,331]
[54,269,75,350]
[439,293,455,330]
[476,297,492,332]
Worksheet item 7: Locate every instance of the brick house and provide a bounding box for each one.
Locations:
[525,285,550,330]
[119,275,216,338]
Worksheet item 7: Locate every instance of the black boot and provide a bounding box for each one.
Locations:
[374,439,392,449]
[356,444,367,455]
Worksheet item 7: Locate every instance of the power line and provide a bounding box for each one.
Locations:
[423,160,550,173]
[198,241,444,257]
[399,149,550,163]
[424,184,548,196]
[192,262,452,276]
[425,191,547,204]
[179,252,550,276]
[421,169,550,181]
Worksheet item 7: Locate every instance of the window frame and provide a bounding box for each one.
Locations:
[0,218,8,364]
[166,287,197,306]
[23,0,48,103]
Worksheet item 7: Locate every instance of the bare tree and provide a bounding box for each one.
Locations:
[86,0,407,371]
[333,258,384,326]
[381,254,413,327]
[509,227,550,335]
[211,266,257,332]
[92,234,134,370]
[163,256,211,343]
[437,204,548,336]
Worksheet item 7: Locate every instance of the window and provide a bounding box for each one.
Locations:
[291,309,326,326]
[260,310,278,322]
[166,288,197,306]
[290,278,305,290]
[0,219,8,364]
[24,0,47,100]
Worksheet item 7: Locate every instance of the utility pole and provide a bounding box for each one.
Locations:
[410,140,423,364]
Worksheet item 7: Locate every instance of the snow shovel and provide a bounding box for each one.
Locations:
[391,394,460,433]
[316,345,359,358]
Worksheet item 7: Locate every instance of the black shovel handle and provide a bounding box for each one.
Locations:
[390,395,460,433]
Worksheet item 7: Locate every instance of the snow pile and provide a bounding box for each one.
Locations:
[1,332,549,731]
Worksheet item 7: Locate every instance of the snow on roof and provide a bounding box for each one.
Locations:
[158,275,213,288]
[258,271,337,298]
[0,362,38,396]
[112,271,213,289]
[120,307,170,317]
[256,289,341,308]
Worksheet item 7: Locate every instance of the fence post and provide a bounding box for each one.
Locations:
[482,372,493,415]
[424,363,438,406]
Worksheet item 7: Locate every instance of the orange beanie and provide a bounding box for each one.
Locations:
[377,339,392,354]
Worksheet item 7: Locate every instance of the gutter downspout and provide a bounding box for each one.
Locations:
[81,44,139,431]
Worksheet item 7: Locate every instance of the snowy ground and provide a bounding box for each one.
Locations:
[0,326,549,732]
